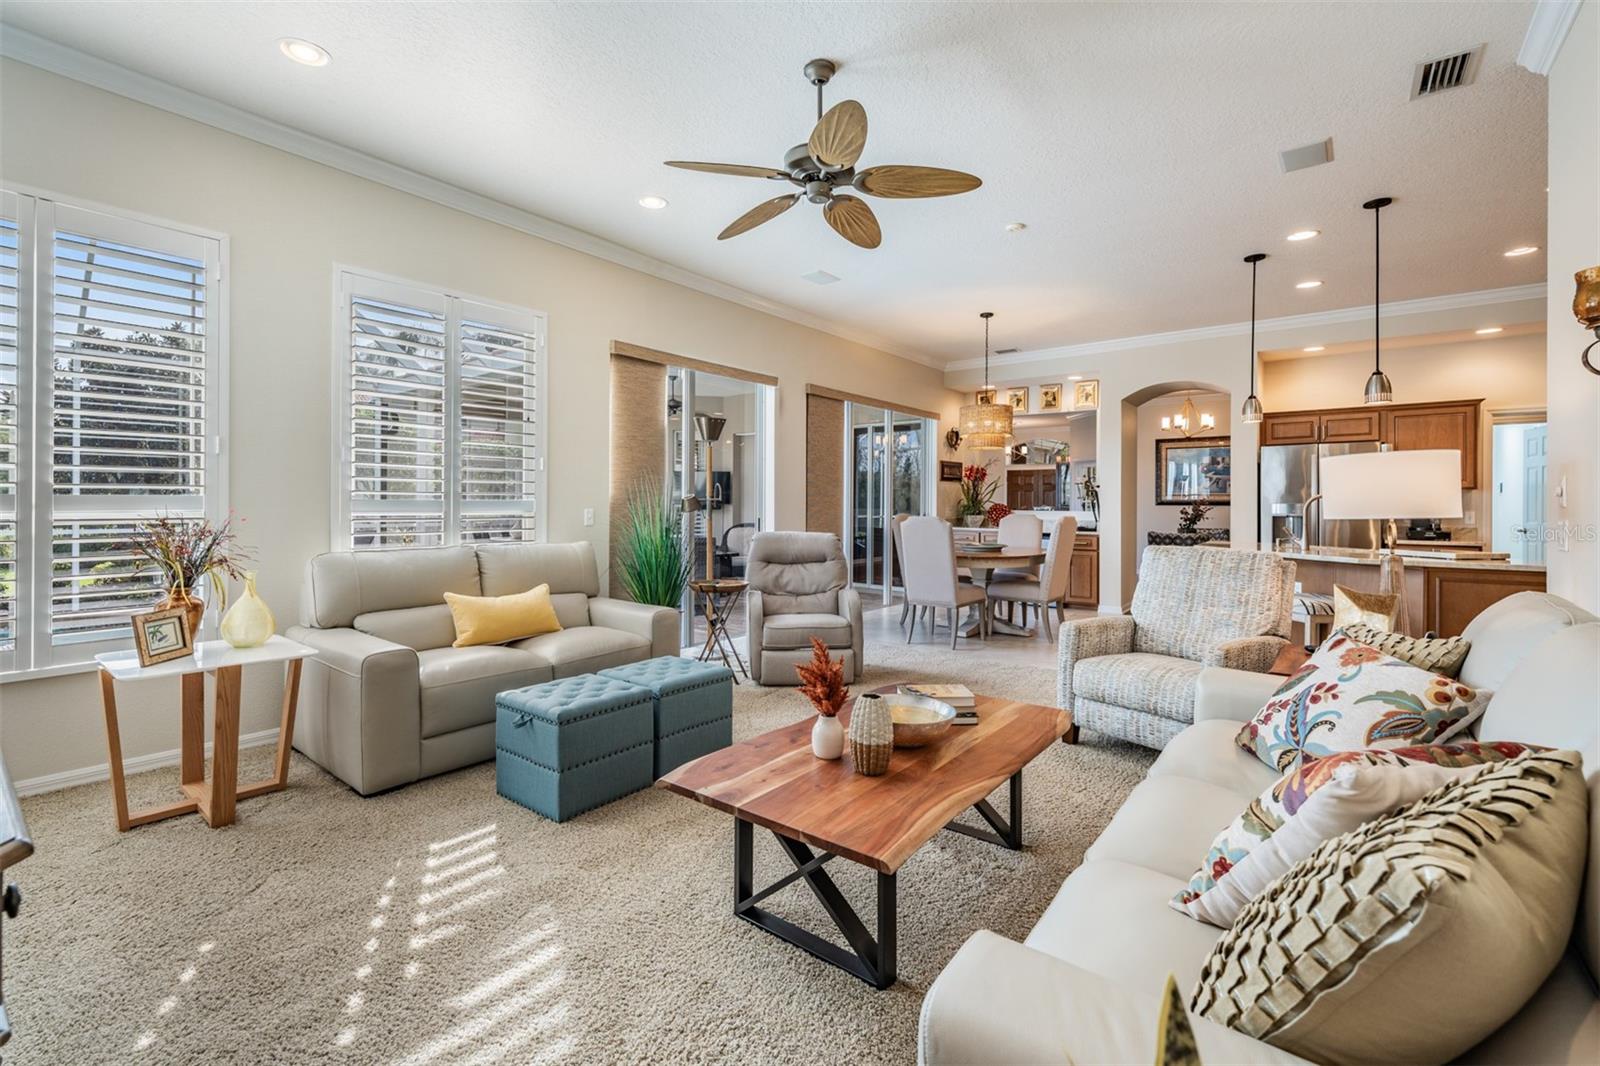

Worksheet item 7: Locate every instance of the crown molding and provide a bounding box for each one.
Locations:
[942,284,1549,373]
[0,28,941,369]
[1518,0,1583,75]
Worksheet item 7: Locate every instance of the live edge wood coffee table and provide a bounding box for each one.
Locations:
[657,693,1071,988]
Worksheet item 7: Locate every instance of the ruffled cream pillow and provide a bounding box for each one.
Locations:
[1190,750,1587,1065]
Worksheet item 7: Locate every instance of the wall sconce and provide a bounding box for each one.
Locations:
[1575,267,1600,376]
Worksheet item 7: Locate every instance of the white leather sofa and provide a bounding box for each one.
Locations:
[921,592,1600,1064]
[287,542,678,795]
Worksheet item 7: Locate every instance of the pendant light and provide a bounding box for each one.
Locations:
[958,311,1013,450]
[1362,196,1394,405]
[1240,252,1266,423]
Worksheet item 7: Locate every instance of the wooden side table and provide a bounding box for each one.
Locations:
[95,635,313,831]
[689,578,748,682]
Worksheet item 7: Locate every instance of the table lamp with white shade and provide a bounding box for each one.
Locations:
[1318,449,1463,550]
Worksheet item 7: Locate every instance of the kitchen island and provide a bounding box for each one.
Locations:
[1278,546,1546,638]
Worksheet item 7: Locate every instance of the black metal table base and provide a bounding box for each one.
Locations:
[730,770,1022,989]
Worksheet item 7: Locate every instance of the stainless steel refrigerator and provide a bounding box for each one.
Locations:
[1260,441,1382,551]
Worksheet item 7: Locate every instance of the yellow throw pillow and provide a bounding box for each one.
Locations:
[444,583,563,648]
[1331,584,1399,632]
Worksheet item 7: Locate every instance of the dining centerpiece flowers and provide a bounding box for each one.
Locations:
[795,637,849,760]
[956,462,1000,527]
[129,514,251,635]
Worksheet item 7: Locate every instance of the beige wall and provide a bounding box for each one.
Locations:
[1262,334,1548,539]
[0,59,962,784]
[1136,391,1231,553]
[1545,0,1600,611]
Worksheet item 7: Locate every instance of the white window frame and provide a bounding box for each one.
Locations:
[0,184,229,682]
[331,266,547,551]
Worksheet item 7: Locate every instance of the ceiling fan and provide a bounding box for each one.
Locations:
[665,59,982,249]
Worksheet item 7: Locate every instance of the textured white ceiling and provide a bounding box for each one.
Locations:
[0,1,1548,365]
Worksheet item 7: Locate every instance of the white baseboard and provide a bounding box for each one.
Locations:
[16,728,281,797]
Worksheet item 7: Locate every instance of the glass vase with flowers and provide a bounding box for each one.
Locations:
[129,514,250,635]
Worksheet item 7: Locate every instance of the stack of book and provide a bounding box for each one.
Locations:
[896,684,979,724]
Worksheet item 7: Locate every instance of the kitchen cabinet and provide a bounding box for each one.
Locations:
[1261,399,1481,487]
[1065,533,1099,608]
[1260,409,1379,444]
[1320,410,1382,443]
[1006,469,1056,511]
[1383,401,1480,488]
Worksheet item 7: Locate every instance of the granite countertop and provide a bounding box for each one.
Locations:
[1277,546,1545,573]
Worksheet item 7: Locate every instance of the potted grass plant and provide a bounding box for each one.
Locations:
[616,479,694,608]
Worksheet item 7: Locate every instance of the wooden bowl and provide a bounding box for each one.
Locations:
[885,693,957,748]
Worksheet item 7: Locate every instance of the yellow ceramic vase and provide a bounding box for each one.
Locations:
[220,571,275,649]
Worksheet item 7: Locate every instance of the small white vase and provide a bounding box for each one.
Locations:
[962,515,985,528]
[220,570,275,649]
[811,715,844,760]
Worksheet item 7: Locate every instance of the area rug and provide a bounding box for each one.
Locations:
[13,643,1153,1065]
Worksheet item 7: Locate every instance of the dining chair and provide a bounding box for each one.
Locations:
[993,514,1043,619]
[890,512,912,628]
[985,516,1077,640]
[900,516,989,649]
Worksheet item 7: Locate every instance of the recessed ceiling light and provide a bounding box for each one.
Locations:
[1475,326,1504,335]
[1303,345,1326,352]
[1503,245,1539,257]
[638,195,669,210]
[1067,374,1085,381]
[278,38,331,66]
[1004,222,1027,233]
[1286,229,1320,241]
[1295,280,1323,289]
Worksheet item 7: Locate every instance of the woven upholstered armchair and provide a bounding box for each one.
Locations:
[1056,546,1295,749]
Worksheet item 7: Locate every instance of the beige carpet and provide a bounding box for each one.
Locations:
[15,644,1152,1065]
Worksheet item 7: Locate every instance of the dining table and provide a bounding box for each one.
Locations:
[952,545,1047,638]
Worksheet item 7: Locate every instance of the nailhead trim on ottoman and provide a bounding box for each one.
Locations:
[599,656,734,778]
[495,674,655,822]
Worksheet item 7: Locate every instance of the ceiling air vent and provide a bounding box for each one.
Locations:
[1411,46,1483,99]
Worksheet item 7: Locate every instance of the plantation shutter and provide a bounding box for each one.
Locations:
[339,273,543,550]
[46,202,219,653]
[344,280,448,548]
[0,194,21,667]
[456,301,539,542]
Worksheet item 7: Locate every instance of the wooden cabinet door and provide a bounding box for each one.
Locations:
[1320,410,1381,442]
[1066,547,1097,606]
[1262,413,1319,445]
[1007,470,1036,510]
[1382,402,1480,488]
[1040,474,1057,509]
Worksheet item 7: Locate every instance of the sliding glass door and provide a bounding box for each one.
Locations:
[846,403,933,602]
[666,367,774,647]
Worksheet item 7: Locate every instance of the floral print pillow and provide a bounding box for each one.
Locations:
[1234,630,1491,772]
[1171,741,1535,923]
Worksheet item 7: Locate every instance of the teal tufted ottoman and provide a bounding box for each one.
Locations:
[598,657,734,778]
[495,674,655,822]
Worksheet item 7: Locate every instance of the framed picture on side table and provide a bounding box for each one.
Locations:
[132,606,194,667]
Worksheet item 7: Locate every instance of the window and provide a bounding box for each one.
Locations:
[336,271,544,550]
[1,190,227,676]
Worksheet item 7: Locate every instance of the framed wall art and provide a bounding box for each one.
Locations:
[1155,436,1231,506]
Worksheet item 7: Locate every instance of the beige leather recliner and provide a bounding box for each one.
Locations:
[745,532,862,685]
[287,542,678,795]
